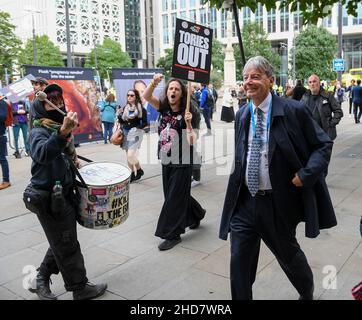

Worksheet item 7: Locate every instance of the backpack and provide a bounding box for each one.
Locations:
[4,99,13,127]
[206,90,215,107]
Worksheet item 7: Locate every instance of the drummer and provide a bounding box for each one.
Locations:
[26,83,107,300]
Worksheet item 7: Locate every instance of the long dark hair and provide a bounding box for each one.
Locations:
[159,78,187,112]
[126,89,142,107]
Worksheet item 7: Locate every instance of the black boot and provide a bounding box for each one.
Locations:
[73,282,108,300]
[133,168,144,182]
[28,270,57,300]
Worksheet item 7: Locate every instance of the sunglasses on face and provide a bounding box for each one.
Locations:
[127,94,135,97]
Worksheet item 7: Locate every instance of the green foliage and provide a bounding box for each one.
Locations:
[157,40,225,82]
[210,69,223,89]
[156,48,173,81]
[205,0,360,24]
[18,35,64,67]
[0,11,21,82]
[85,38,132,79]
[233,22,280,80]
[294,25,337,81]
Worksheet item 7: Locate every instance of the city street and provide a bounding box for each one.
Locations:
[0,101,361,300]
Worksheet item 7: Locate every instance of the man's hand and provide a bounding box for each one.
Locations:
[292,173,303,187]
[17,109,26,115]
[59,112,78,137]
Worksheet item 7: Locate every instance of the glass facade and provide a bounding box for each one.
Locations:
[124,0,142,64]
[267,9,276,33]
[280,6,289,32]
[255,3,263,26]
[162,14,169,44]
[353,3,362,25]
[343,37,362,70]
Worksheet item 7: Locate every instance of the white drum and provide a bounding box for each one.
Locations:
[77,162,131,230]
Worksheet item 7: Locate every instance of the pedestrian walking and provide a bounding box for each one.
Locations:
[26,83,107,300]
[11,99,30,158]
[301,74,343,141]
[352,79,362,123]
[117,89,147,182]
[99,93,117,144]
[0,96,10,190]
[346,79,356,116]
[143,74,206,251]
[219,56,337,300]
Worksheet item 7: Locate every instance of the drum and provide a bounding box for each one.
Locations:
[77,162,131,230]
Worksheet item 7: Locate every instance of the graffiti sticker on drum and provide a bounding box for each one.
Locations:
[77,162,131,230]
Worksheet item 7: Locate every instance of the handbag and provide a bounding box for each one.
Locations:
[110,123,124,146]
[23,184,51,215]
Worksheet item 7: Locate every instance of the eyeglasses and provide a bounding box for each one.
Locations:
[127,94,135,97]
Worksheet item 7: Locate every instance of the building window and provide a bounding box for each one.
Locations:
[112,21,120,33]
[243,7,251,26]
[180,0,186,9]
[221,9,227,38]
[190,9,196,22]
[208,7,217,38]
[68,0,76,10]
[255,3,263,26]
[80,16,89,29]
[56,29,66,43]
[112,5,119,17]
[171,0,177,10]
[171,13,177,42]
[200,8,207,25]
[56,0,65,9]
[69,13,77,29]
[162,14,169,44]
[56,12,65,27]
[80,0,88,12]
[180,11,187,19]
[280,6,289,32]
[70,30,77,45]
[90,0,98,14]
[162,0,168,12]
[343,4,348,26]
[190,0,196,7]
[81,32,90,46]
[267,9,276,33]
[91,17,99,31]
[293,3,303,31]
[353,3,362,25]
[103,18,110,33]
[102,3,110,15]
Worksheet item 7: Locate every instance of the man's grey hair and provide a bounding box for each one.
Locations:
[243,56,275,78]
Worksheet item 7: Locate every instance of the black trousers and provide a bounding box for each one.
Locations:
[229,185,313,300]
[36,195,88,291]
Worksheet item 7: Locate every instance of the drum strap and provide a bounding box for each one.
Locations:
[66,155,92,189]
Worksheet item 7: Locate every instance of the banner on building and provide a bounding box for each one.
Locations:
[24,66,103,144]
[0,74,36,103]
[112,68,165,130]
[172,18,213,84]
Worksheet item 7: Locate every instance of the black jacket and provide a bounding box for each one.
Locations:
[301,89,343,140]
[29,126,75,190]
[292,84,307,101]
[220,94,337,240]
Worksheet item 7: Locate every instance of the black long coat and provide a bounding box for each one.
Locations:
[219,94,337,240]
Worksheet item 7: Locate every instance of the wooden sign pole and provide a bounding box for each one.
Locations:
[186,81,191,113]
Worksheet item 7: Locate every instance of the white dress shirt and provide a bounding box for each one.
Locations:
[245,92,272,191]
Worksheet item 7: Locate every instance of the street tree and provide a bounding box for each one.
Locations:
[233,22,280,80]
[293,25,337,81]
[85,38,132,79]
[0,11,21,83]
[18,35,64,67]
[205,1,361,24]
[156,40,225,82]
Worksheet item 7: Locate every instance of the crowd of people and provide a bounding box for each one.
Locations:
[0,57,361,301]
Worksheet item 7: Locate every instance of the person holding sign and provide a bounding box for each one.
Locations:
[143,74,206,251]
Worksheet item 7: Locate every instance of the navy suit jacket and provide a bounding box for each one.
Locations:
[219,94,337,240]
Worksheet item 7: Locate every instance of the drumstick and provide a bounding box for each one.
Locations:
[36,91,66,116]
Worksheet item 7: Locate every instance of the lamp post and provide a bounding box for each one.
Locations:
[24,9,42,65]
[64,0,72,67]
[337,0,343,84]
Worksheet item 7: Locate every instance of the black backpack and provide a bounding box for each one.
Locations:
[206,90,215,107]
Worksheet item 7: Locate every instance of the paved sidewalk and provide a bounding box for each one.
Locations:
[0,102,361,300]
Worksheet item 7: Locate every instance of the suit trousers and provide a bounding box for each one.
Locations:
[36,196,88,291]
[229,185,314,300]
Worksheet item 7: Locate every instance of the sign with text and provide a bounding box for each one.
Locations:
[333,59,345,72]
[24,65,102,144]
[0,74,36,103]
[172,18,213,84]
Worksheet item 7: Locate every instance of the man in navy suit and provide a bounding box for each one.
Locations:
[219,56,337,300]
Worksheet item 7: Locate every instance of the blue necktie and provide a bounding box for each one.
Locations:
[248,107,263,197]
